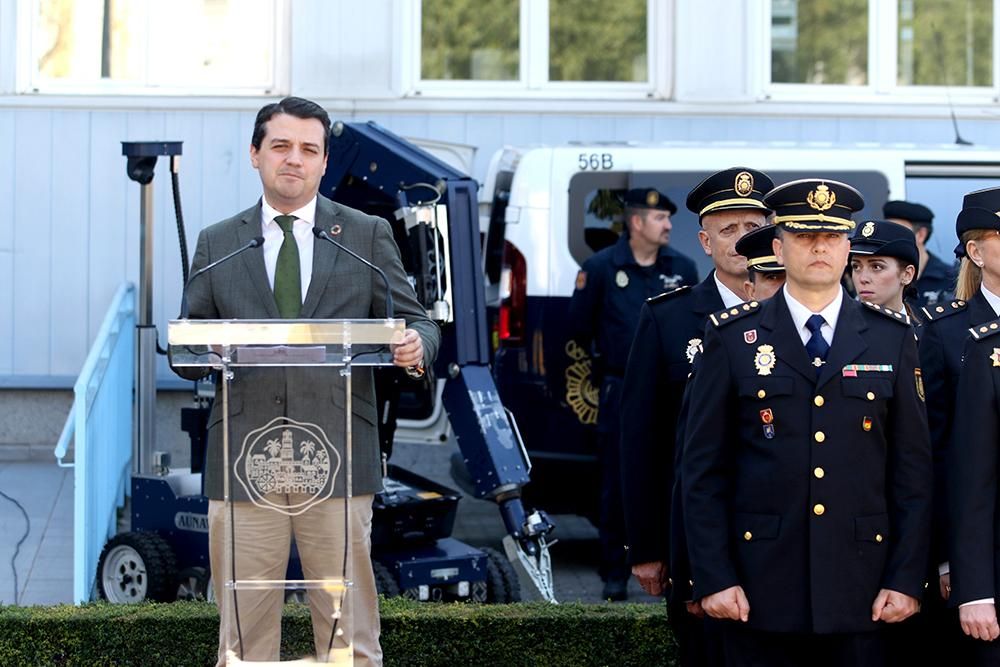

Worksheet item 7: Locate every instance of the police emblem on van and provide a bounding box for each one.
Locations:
[564,340,599,425]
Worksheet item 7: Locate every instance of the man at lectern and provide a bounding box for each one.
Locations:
[173,96,439,666]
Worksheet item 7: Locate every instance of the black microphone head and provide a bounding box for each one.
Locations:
[311,226,326,239]
[251,236,265,247]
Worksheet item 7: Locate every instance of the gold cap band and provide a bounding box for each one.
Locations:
[700,198,768,217]
[775,214,856,230]
[747,255,779,268]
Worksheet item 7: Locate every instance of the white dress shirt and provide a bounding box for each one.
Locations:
[261,196,317,303]
[714,272,746,309]
[782,285,843,347]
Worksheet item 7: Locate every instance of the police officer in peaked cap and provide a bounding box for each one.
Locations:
[566,186,698,601]
[884,200,957,308]
[682,178,932,666]
[736,223,786,302]
[620,167,772,665]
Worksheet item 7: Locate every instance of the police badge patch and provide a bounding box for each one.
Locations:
[686,338,703,364]
[755,344,776,376]
[615,270,629,288]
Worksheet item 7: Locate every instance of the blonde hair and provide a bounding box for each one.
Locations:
[955,229,994,300]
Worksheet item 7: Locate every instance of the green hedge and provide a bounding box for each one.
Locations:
[0,598,677,666]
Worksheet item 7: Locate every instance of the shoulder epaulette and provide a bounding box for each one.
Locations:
[921,299,968,322]
[708,300,761,327]
[861,301,911,325]
[970,317,1000,340]
[646,285,691,305]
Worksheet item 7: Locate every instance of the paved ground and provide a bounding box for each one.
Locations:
[0,436,660,606]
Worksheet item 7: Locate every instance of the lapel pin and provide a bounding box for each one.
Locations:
[330,224,342,236]
[744,329,758,344]
[763,424,775,439]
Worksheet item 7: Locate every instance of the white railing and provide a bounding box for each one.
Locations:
[54,282,135,604]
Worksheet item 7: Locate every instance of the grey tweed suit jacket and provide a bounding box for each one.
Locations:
[175,195,440,501]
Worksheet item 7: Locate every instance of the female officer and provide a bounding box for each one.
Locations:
[918,191,1000,664]
[947,313,1000,666]
[849,219,919,320]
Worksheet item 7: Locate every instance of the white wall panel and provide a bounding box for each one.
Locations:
[49,111,91,376]
[0,110,13,374]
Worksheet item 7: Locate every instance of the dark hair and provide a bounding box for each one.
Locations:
[747,267,759,284]
[251,96,332,153]
[912,221,932,242]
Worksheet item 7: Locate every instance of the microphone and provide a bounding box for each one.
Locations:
[179,236,265,318]
[312,226,394,319]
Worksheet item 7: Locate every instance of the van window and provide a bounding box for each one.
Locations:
[904,172,1000,265]
[568,170,891,277]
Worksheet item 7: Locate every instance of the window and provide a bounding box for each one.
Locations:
[414,0,665,96]
[23,0,287,95]
[765,0,998,99]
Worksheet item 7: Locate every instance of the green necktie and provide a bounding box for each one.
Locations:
[273,214,301,318]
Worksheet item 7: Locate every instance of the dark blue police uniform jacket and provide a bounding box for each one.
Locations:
[682,289,932,634]
[619,274,723,599]
[949,318,1000,607]
[567,234,698,433]
[918,290,996,564]
[911,252,957,309]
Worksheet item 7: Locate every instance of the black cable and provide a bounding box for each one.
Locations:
[171,170,190,286]
[0,489,30,606]
[327,367,356,659]
[229,485,245,658]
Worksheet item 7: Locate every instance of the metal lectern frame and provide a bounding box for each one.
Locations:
[169,317,405,666]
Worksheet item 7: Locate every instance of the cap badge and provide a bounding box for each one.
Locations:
[754,344,776,376]
[807,184,836,212]
[735,171,754,197]
[646,190,659,207]
[685,338,703,364]
[861,221,875,238]
[615,270,629,288]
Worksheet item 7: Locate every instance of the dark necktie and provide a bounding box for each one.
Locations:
[273,215,301,318]
[805,314,829,377]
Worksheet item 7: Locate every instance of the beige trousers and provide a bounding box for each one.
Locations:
[209,495,382,666]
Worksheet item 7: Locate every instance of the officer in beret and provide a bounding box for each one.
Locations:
[884,200,957,308]
[737,224,786,302]
[567,187,698,600]
[919,187,1000,663]
[682,179,932,665]
[620,167,772,663]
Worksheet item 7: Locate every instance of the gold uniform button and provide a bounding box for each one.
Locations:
[814,395,824,407]
[814,431,825,443]
[866,391,875,400]
[814,467,825,479]
[757,389,766,399]
[875,534,884,543]
[744,531,753,541]
[813,503,825,516]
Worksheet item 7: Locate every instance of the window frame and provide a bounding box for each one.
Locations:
[404,0,672,100]
[758,0,1000,104]
[15,0,292,97]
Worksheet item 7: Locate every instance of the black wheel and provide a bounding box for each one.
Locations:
[482,547,521,603]
[97,531,177,603]
[372,560,400,597]
[176,566,215,602]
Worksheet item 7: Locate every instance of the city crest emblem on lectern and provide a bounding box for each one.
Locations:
[235,417,341,515]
